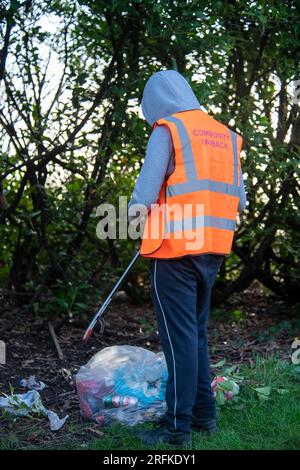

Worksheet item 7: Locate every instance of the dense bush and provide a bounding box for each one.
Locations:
[0,0,299,314]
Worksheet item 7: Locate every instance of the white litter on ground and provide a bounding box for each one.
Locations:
[0,389,68,431]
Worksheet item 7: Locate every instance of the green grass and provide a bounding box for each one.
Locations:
[1,357,299,450]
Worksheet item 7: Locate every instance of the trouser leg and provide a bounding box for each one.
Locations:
[150,257,198,433]
[191,254,224,420]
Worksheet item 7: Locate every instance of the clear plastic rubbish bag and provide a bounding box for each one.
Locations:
[76,345,168,426]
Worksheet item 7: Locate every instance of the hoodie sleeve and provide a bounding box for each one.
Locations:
[128,126,174,210]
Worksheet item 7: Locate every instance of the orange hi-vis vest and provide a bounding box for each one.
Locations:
[140,109,243,259]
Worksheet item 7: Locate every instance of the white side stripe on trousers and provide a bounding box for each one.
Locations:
[154,259,178,429]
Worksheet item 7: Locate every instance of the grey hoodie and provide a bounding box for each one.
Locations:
[141,70,201,126]
[129,70,246,211]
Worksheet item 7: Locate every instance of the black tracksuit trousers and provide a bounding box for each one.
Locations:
[150,253,224,433]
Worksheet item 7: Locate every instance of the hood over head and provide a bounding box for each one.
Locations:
[141,70,201,126]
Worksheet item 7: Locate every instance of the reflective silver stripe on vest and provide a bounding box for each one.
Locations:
[162,116,239,235]
[165,215,236,234]
[164,115,198,180]
[166,179,240,198]
[229,130,239,186]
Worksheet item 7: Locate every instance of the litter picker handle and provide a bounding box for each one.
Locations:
[83,250,140,341]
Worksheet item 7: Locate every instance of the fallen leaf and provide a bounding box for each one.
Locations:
[211,358,226,368]
[254,386,271,400]
[276,388,289,395]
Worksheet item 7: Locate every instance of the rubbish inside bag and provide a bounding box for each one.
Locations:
[76,345,168,426]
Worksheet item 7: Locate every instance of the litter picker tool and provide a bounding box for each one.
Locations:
[83,250,140,341]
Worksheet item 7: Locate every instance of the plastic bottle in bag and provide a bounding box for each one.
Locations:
[103,395,138,408]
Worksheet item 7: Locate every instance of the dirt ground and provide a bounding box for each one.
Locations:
[0,280,299,449]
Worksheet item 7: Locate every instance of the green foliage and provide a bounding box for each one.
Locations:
[0,0,299,314]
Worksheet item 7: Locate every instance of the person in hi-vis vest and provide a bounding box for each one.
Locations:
[129,70,246,447]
